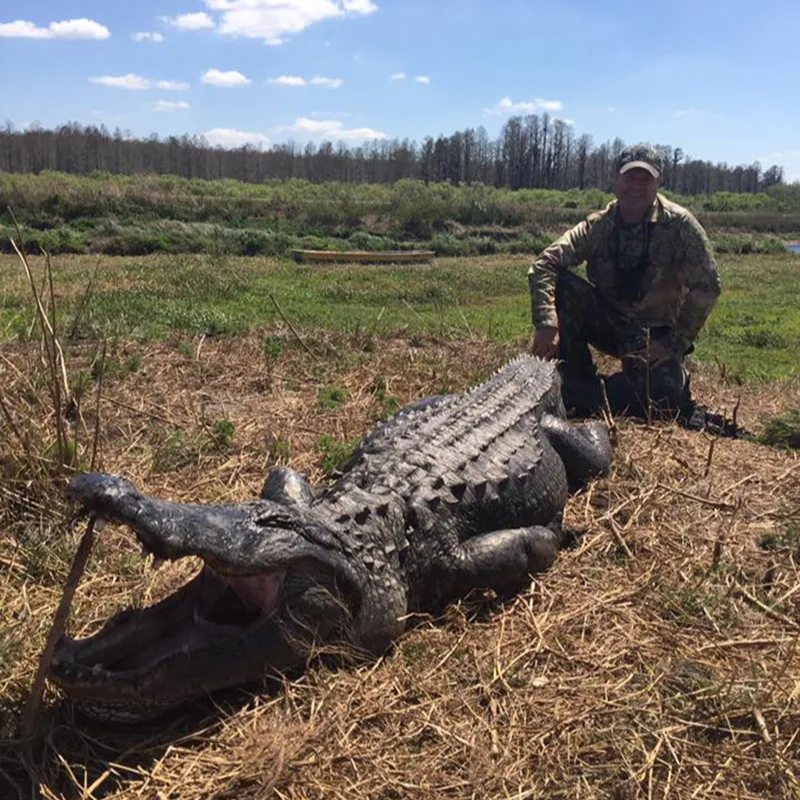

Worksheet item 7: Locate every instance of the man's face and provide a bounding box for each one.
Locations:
[615,167,661,220]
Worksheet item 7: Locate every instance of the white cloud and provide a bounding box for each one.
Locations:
[199,0,379,44]
[285,118,340,135]
[536,99,563,111]
[342,0,378,12]
[390,72,406,81]
[154,100,191,112]
[506,100,535,113]
[485,97,532,115]
[281,117,387,141]
[310,76,343,89]
[0,18,110,40]
[553,118,574,126]
[156,80,190,91]
[413,75,430,84]
[50,19,110,39]
[267,75,344,88]
[0,20,50,39]
[201,68,251,87]
[90,74,188,92]
[89,74,149,90]
[164,12,216,31]
[132,31,165,43]
[204,128,270,148]
[484,96,563,116]
[268,75,306,87]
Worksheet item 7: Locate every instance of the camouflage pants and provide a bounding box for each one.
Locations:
[555,270,689,417]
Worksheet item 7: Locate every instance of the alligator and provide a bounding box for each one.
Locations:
[50,355,612,721]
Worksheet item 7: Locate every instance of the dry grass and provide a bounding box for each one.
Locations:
[1,330,799,799]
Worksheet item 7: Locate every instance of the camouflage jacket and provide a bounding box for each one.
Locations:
[528,194,721,359]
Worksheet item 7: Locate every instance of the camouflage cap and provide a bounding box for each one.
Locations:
[616,143,662,178]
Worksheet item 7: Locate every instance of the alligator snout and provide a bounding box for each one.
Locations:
[67,472,141,517]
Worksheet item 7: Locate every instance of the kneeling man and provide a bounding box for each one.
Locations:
[529,143,721,417]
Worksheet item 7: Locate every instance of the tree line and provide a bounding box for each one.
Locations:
[0,117,786,195]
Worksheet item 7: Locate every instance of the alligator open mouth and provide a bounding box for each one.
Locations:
[48,472,358,722]
[50,557,289,720]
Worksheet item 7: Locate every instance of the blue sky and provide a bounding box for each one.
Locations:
[1,0,798,181]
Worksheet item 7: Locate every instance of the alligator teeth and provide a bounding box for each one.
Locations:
[92,663,104,677]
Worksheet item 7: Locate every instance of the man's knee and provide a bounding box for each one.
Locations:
[555,270,595,317]
[555,272,619,359]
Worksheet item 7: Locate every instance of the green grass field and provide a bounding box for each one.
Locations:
[1,250,798,381]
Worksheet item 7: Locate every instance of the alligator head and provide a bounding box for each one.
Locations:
[51,472,382,722]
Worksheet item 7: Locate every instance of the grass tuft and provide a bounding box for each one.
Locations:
[759,406,800,449]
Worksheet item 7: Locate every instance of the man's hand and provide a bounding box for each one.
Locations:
[628,338,672,366]
[531,326,560,360]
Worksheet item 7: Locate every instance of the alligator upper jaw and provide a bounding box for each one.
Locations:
[49,564,287,718]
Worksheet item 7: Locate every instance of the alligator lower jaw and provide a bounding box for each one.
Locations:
[49,565,286,719]
[67,697,190,724]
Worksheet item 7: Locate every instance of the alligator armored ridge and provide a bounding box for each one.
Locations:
[52,355,612,721]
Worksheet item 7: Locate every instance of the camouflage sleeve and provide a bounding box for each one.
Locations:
[663,216,721,358]
[527,220,591,328]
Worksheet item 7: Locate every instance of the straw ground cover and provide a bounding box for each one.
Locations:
[1,252,799,798]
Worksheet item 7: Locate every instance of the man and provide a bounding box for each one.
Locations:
[528,143,721,418]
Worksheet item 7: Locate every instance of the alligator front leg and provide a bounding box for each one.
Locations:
[540,414,612,489]
[261,466,314,507]
[446,525,561,601]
